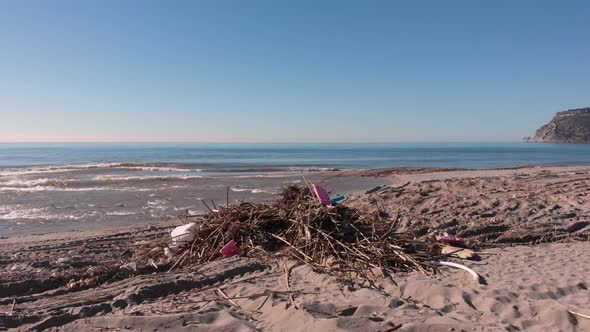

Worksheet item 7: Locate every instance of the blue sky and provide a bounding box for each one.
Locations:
[1,1,589,142]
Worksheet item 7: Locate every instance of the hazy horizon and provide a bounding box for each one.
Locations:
[1,1,589,142]
[0,139,529,144]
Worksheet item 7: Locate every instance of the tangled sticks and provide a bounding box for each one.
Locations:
[154,185,440,285]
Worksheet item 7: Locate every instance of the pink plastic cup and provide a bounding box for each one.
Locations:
[220,240,240,257]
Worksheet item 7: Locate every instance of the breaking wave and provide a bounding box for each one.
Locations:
[0,162,204,177]
[0,175,204,191]
[0,162,338,177]
[230,187,279,194]
[0,207,76,221]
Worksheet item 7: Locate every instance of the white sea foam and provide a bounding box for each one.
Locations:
[0,207,73,221]
[0,178,58,187]
[146,199,171,209]
[0,174,203,192]
[0,186,152,192]
[105,211,135,216]
[230,187,277,194]
[90,174,203,182]
[221,173,296,179]
[287,167,340,172]
[229,187,253,192]
[0,162,203,177]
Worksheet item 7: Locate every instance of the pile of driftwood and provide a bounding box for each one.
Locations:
[143,185,439,285]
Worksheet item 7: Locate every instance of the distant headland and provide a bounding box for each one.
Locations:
[524,107,590,143]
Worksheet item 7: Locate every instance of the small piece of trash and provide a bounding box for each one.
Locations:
[441,245,478,259]
[435,235,465,246]
[9,264,26,271]
[67,277,97,289]
[170,223,197,248]
[120,262,137,271]
[220,240,240,257]
[330,195,346,204]
[312,184,331,205]
[164,247,174,258]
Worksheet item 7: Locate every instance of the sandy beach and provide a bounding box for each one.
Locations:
[1,166,589,331]
[5,1,590,330]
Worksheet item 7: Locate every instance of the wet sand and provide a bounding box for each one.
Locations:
[0,173,389,237]
[1,166,589,331]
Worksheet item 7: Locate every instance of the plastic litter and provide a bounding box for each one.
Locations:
[10,264,26,271]
[330,195,346,204]
[435,235,465,246]
[441,245,477,259]
[312,184,331,205]
[120,262,137,271]
[56,257,70,264]
[164,247,174,258]
[219,240,240,257]
[170,223,197,248]
[430,260,480,281]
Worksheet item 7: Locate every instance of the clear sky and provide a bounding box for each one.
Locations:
[1,0,589,142]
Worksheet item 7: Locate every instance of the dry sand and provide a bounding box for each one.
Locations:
[348,165,590,247]
[1,166,590,331]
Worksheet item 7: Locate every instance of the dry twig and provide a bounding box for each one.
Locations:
[283,263,298,309]
[139,185,439,285]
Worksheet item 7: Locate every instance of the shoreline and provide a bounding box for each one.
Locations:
[0,172,390,237]
[4,164,590,239]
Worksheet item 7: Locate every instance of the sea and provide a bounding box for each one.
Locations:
[2,142,590,236]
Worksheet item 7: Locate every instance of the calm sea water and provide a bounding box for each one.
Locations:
[2,142,590,170]
[1,142,589,235]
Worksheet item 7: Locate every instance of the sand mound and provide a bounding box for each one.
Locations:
[348,168,590,248]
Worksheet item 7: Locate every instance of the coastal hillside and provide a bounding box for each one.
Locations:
[524,107,590,143]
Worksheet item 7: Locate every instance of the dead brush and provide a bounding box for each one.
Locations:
[141,185,439,285]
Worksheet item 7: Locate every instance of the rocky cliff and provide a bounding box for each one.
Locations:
[524,107,590,143]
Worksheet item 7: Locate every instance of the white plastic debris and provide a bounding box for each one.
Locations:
[120,262,137,271]
[9,263,28,271]
[164,247,174,258]
[56,257,70,264]
[133,240,150,246]
[430,260,480,281]
[170,223,197,248]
